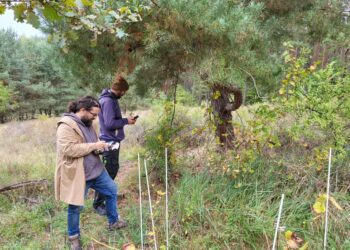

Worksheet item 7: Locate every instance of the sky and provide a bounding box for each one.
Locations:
[0,9,45,38]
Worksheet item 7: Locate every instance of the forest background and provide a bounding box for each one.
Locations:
[0,0,349,249]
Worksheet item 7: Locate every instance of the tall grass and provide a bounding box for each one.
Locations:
[164,161,350,249]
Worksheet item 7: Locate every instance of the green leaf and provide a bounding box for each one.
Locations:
[13,3,27,22]
[108,10,120,19]
[64,0,76,8]
[80,17,95,29]
[119,6,129,14]
[0,4,5,15]
[81,0,93,7]
[90,38,97,47]
[26,12,40,28]
[66,31,79,41]
[43,5,61,21]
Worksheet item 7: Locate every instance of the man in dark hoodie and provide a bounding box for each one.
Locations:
[55,96,127,250]
[93,75,137,215]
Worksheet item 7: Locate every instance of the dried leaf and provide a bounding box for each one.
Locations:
[157,190,166,196]
[299,242,309,250]
[329,196,343,210]
[122,243,136,250]
[287,240,299,249]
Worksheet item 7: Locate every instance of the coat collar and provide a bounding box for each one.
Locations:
[58,116,85,140]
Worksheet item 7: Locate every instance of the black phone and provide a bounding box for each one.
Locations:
[133,115,139,120]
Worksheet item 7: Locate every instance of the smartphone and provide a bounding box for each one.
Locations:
[133,115,139,120]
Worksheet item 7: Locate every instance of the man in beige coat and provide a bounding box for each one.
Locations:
[55,96,126,250]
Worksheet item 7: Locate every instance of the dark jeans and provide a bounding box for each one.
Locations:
[93,147,120,209]
[67,170,118,236]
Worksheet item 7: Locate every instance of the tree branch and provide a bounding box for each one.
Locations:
[0,179,48,193]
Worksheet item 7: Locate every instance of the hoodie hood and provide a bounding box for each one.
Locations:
[100,89,121,100]
[63,112,86,127]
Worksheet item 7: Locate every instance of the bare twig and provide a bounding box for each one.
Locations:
[88,236,119,250]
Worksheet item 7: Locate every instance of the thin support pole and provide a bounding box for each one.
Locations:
[138,154,144,250]
[324,148,332,250]
[165,148,169,250]
[144,160,157,250]
[272,194,285,250]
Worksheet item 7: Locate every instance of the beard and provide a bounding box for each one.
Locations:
[81,117,93,127]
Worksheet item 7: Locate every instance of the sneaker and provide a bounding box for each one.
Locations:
[68,234,82,250]
[94,205,107,216]
[109,218,127,231]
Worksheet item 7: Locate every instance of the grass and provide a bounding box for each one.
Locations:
[0,106,349,249]
[164,163,350,249]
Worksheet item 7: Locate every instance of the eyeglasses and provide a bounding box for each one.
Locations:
[87,110,98,117]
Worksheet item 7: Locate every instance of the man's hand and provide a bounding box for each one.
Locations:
[127,116,136,125]
[95,141,109,151]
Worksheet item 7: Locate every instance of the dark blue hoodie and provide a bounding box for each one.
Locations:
[98,89,128,142]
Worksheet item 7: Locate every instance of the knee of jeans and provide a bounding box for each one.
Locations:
[105,182,117,197]
[110,182,117,195]
[68,205,84,213]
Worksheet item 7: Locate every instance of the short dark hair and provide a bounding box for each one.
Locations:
[111,75,129,91]
[67,96,100,113]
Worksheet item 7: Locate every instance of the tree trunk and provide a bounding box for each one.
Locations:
[211,84,243,150]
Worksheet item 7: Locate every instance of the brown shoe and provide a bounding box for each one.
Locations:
[68,234,82,250]
[109,218,127,231]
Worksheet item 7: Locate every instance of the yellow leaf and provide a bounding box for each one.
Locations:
[318,194,327,203]
[309,64,317,70]
[119,6,129,14]
[157,190,166,196]
[313,201,325,214]
[279,88,285,95]
[234,183,242,188]
[285,230,293,240]
[148,231,155,236]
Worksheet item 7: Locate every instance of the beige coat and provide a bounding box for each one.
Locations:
[55,116,98,206]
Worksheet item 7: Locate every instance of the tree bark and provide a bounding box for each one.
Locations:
[211,84,242,150]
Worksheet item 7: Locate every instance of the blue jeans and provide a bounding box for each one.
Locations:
[67,170,118,236]
[93,147,120,209]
